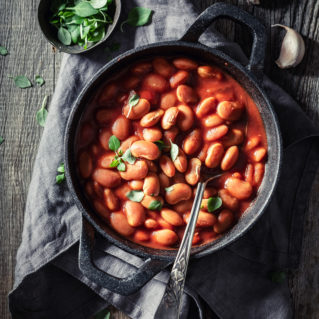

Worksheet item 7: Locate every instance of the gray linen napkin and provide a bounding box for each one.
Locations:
[9,0,319,318]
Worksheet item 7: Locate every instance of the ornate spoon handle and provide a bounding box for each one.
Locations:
[154,182,206,319]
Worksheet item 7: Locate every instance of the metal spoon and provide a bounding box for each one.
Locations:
[154,170,222,319]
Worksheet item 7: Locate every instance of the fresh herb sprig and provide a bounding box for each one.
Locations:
[126,190,144,202]
[170,140,179,161]
[0,136,4,145]
[36,96,49,127]
[56,162,66,184]
[120,7,152,32]
[35,75,45,86]
[207,196,222,213]
[0,45,8,56]
[8,75,32,89]
[109,135,136,172]
[126,92,140,118]
[50,0,114,49]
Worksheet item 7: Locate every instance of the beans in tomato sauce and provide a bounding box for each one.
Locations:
[76,56,268,249]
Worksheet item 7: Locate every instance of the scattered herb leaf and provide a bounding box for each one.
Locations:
[56,163,65,184]
[36,95,49,127]
[56,174,65,184]
[110,159,119,168]
[108,135,121,151]
[207,196,222,213]
[121,7,152,32]
[148,200,163,211]
[57,163,65,173]
[117,160,126,172]
[0,45,8,56]
[126,190,144,202]
[35,75,45,86]
[129,93,140,107]
[126,92,139,118]
[58,27,72,45]
[0,136,4,145]
[122,148,136,164]
[9,75,32,89]
[165,185,174,193]
[170,140,179,162]
[269,271,286,284]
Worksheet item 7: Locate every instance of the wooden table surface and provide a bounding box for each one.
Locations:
[1,0,318,318]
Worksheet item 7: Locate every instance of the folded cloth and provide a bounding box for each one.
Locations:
[9,0,319,318]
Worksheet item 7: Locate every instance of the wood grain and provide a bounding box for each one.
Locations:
[0,0,318,318]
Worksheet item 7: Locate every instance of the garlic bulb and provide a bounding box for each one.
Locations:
[272,24,305,69]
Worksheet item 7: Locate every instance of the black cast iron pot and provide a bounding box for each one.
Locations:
[65,2,282,296]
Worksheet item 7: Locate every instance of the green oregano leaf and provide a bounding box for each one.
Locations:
[56,174,65,184]
[148,200,162,211]
[36,95,49,127]
[58,27,72,45]
[56,163,65,184]
[207,196,222,213]
[165,185,174,193]
[122,148,136,164]
[121,7,152,32]
[117,160,126,172]
[9,75,32,89]
[57,163,65,173]
[35,75,45,86]
[0,45,8,56]
[129,93,140,107]
[0,136,4,145]
[269,271,286,284]
[109,159,119,168]
[126,92,140,118]
[170,140,179,162]
[73,2,99,17]
[108,135,120,151]
[126,190,144,202]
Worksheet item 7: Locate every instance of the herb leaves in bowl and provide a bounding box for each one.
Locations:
[50,0,114,49]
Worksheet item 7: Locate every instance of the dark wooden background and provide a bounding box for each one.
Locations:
[1,0,318,318]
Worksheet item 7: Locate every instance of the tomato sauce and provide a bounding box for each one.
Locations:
[75,56,267,249]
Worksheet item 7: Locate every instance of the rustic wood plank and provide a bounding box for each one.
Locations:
[0,0,62,317]
[0,0,318,319]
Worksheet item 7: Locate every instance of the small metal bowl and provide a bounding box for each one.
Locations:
[37,0,121,54]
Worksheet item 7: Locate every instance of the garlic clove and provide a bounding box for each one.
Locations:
[272,24,305,69]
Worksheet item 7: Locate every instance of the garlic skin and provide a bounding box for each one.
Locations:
[272,24,305,69]
[247,0,260,4]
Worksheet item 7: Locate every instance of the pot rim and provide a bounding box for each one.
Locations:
[65,40,282,261]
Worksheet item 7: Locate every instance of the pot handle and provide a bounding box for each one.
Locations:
[181,2,266,79]
[79,219,171,295]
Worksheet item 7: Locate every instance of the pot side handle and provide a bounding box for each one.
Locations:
[181,2,266,80]
[79,219,171,296]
